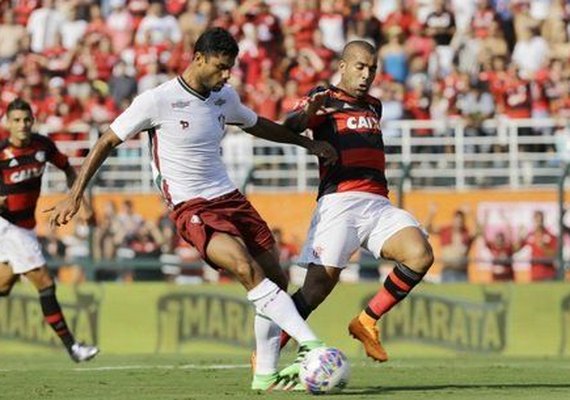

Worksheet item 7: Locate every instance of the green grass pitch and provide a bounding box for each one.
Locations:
[1,354,569,399]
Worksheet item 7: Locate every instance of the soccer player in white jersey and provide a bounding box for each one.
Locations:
[46,28,337,391]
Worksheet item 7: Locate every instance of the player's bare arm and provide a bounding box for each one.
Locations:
[45,129,123,226]
[62,164,94,221]
[244,116,338,166]
[283,90,330,133]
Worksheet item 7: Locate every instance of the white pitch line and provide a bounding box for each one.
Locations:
[74,363,250,372]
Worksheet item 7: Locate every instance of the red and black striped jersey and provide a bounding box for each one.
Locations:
[296,85,388,199]
[0,134,69,229]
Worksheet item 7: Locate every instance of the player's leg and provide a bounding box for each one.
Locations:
[277,194,360,352]
[249,247,289,389]
[0,262,18,296]
[206,233,322,345]
[207,234,322,390]
[279,264,342,349]
[24,266,99,362]
[350,225,433,362]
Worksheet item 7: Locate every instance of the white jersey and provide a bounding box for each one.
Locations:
[110,77,258,207]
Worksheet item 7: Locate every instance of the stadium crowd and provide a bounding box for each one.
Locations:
[0,0,570,144]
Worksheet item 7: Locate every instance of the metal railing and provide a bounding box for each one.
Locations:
[40,118,570,193]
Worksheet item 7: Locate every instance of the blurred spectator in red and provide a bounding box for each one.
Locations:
[285,0,319,49]
[166,0,188,16]
[404,80,431,135]
[471,0,498,39]
[13,0,39,26]
[288,47,324,96]
[405,21,435,65]
[239,24,271,87]
[27,0,66,53]
[84,81,119,133]
[167,31,194,75]
[246,1,284,61]
[106,0,135,54]
[513,210,559,281]
[39,76,82,124]
[135,1,182,45]
[426,205,479,282]
[272,228,298,265]
[280,80,302,117]
[64,39,94,100]
[500,65,532,120]
[311,29,336,81]
[384,0,417,37]
[0,9,27,66]
[91,36,119,82]
[249,63,283,120]
[479,211,515,281]
[133,30,168,79]
[86,3,109,39]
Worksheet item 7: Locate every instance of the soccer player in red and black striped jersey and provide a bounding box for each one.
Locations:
[281,41,434,363]
[0,99,98,362]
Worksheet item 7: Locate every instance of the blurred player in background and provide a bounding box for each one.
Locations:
[46,28,337,390]
[278,40,434,369]
[0,99,98,362]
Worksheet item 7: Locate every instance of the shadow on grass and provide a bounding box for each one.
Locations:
[337,383,570,396]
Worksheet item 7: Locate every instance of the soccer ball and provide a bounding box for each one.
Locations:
[298,347,350,394]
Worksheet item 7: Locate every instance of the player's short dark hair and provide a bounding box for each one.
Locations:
[6,98,33,115]
[341,40,377,60]
[194,27,239,59]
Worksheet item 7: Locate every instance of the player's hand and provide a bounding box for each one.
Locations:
[44,196,82,227]
[304,90,330,116]
[0,195,6,211]
[308,140,338,166]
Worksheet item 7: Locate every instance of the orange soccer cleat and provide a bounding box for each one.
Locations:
[348,316,388,362]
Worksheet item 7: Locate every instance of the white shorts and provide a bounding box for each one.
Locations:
[298,192,424,268]
[0,216,46,274]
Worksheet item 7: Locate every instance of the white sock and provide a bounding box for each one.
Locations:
[247,278,318,344]
[254,313,281,375]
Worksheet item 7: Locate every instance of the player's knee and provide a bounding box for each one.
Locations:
[233,258,256,285]
[0,286,12,297]
[403,242,434,273]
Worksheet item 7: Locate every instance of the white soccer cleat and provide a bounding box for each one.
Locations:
[69,343,100,363]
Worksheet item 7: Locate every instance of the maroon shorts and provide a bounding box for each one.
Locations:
[170,190,275,269]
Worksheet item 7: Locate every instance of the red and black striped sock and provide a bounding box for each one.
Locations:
[365,263,424,320]
[39,285,75,350]
[279,289,314,349]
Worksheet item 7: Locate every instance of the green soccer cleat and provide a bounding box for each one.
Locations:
[278,340,325,379]
[251,372,304,391]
